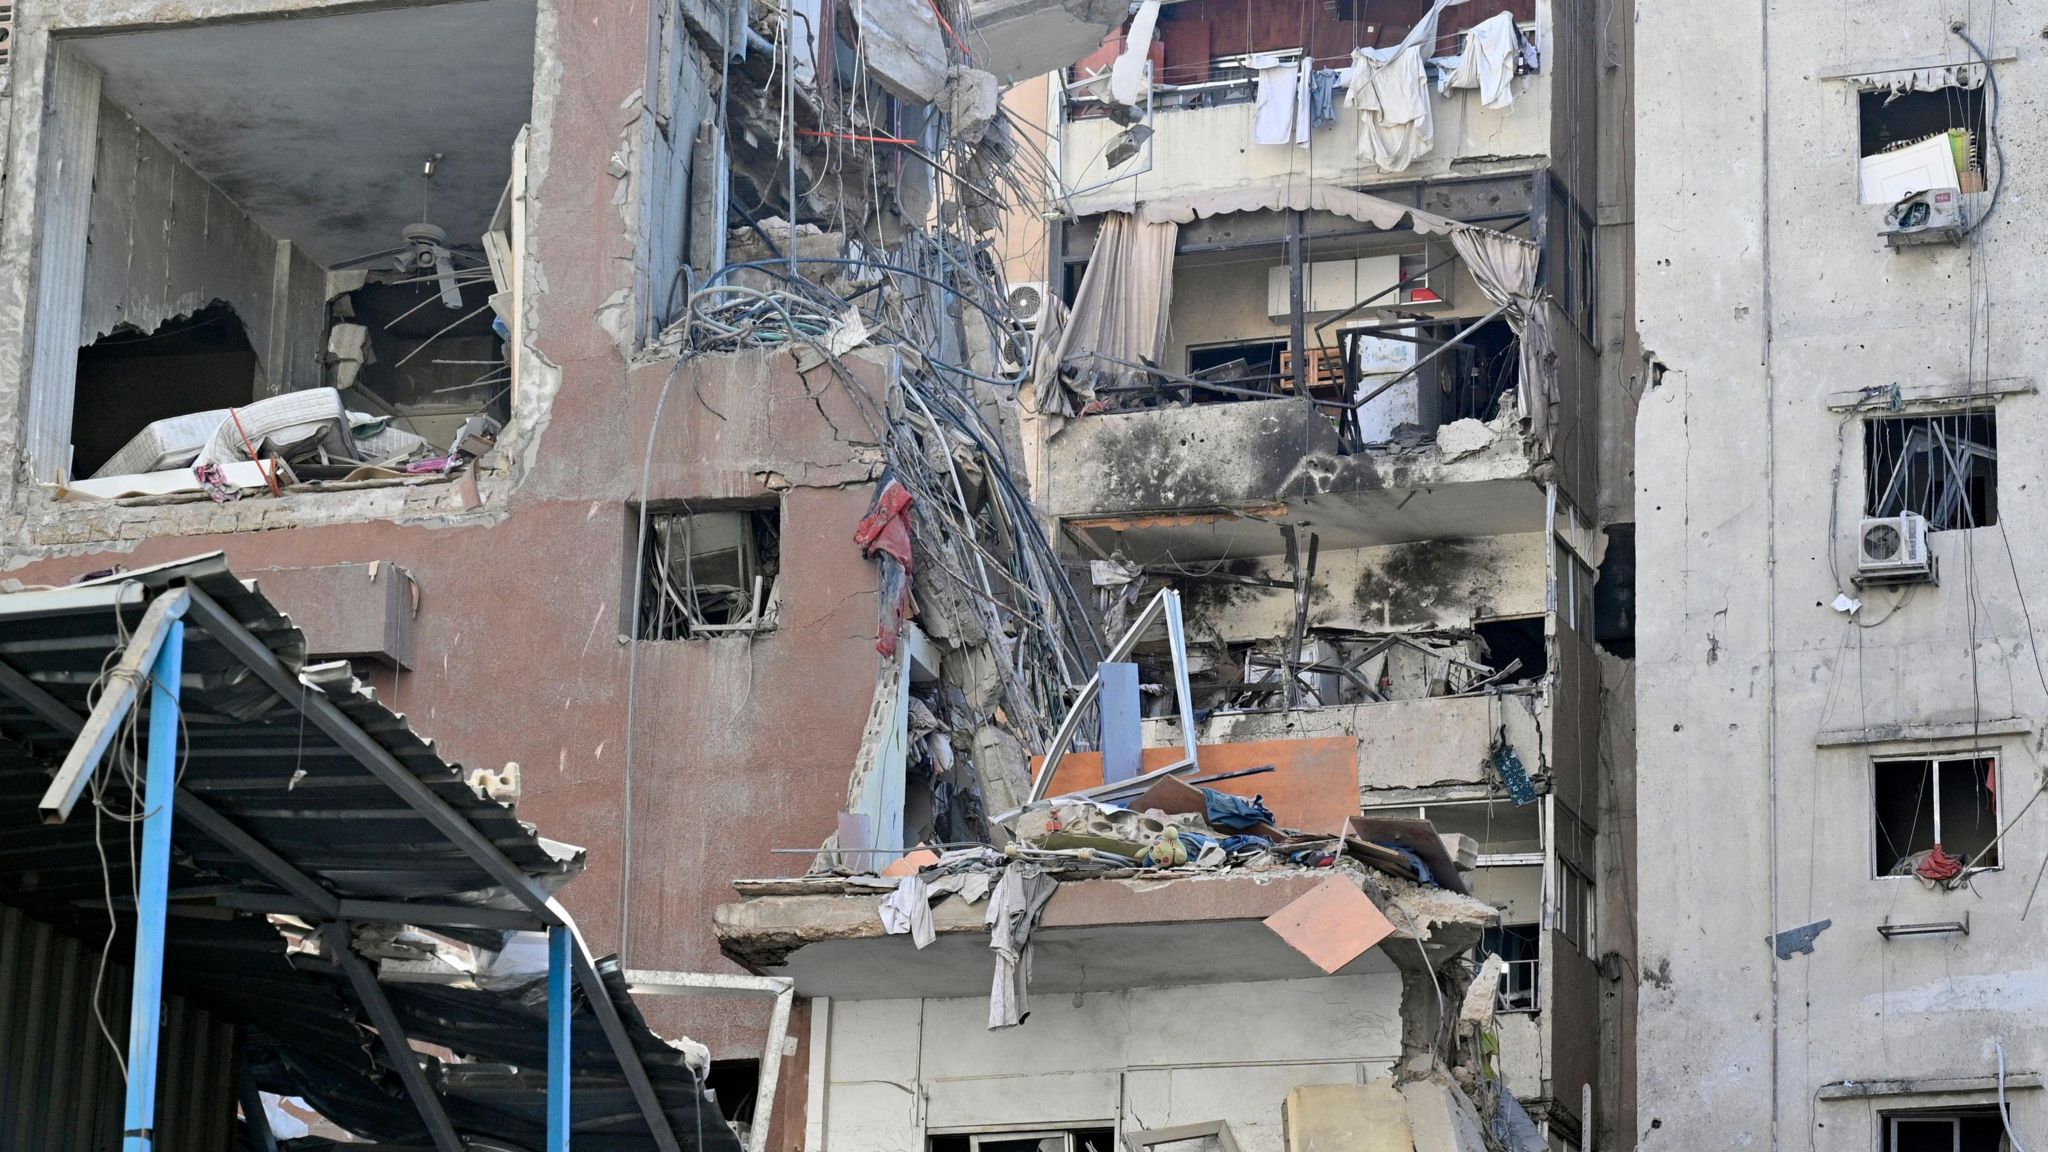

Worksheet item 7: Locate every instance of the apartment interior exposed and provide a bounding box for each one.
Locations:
[48,0,532,485]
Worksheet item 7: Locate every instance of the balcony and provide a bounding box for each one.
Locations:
[1060,75,1552,216]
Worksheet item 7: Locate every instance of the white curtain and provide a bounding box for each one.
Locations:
[1028,211,1179,427]
[1449,225,1556,446]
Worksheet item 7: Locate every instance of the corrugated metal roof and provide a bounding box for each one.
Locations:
[0,554,742,1152]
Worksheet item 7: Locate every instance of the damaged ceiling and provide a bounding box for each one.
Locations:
[67,0,537,267]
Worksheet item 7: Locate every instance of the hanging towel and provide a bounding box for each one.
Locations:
[1252,58,1301,145]
[1293,56,1315,146]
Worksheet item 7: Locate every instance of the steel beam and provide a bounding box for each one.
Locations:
[238,1056,280,1152]
[174,793,341,919]
[549,926,572,1152]
[555,902,682,1152]
[321,922,463,1152]
[623,970,795,1152]
[0,656,88,736]
[121,618,182,1152]
[41,589,190,823]
[182,587,561,925]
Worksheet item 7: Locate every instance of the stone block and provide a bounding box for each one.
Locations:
[858,0,947,102]
[1282,1081,1410,1152]
[1398,1076,1490,1152]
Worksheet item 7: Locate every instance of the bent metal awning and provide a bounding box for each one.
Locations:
[0,553,743,1152]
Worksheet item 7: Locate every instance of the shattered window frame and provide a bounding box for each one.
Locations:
[1864,410,1997,531]
[1870,753,2001,879]
[634,503,783,641]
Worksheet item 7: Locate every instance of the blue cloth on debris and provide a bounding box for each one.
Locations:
[1373,841,1436,886]
[1178,829,1214,852]
[1218,834,1275,854]
[1203,789,1276,830]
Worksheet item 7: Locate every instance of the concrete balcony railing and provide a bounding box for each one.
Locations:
[1038,396,1542,523]
[1058,72,1553,216]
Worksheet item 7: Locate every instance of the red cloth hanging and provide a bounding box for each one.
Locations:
[855,480,917,655]
[1915,843,1965,882]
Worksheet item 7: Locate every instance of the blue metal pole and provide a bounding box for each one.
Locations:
[548,925,572,1152]
[122,618,182,1152]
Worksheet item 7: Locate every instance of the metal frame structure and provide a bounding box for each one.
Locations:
[1029,587,1198,804]
[0,579,652,1152]
[622,970,797,1152]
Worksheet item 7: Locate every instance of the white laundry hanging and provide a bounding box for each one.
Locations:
[1343,0,1471,171]
[1251,52,1300,145]
[1436,10,1519,109]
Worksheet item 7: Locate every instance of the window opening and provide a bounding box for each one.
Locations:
[637,506,783,640]
[931,1129,1118,1152]
[1475,616,1547,682]
[1482,923,1540,1012]
[705,1059,760,1137]
[1883,1106,2008,1152]
[1873,755,1999,877]
[71,302,258,479]
[1554,860,1595,958]
[1866,412,1996,530]
[1858,85,1988,204]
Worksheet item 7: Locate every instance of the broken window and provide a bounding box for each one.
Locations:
[635,506,783,640]
[1882,1107,2008,1152]
[930,1130,1118,1152]
[1482,923,1540,1013]
[1859,85,1988,205]
[1554,860,1595,959]
[70,302,258,479]
[1475,616,1546,682]
[1873,755,1999,877]
[1865,411,1997,530]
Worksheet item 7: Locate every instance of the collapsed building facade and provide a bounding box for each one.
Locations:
[1637,5,2046,1152]
[0,0,1635,1149]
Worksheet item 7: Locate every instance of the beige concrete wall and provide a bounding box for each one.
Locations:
[1637,3,2048,1150]
[817,975,1405,1152]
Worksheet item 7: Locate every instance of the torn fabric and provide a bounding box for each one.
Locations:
[856,479,917,655]
[1134,182,1462,233]
[986,866,1058,1028]
[1029,212,1178,429]
[1448,225,1556,446]
[1109,0,1163,108]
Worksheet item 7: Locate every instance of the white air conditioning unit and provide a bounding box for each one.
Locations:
[1882,189,1963,248]
[1857,512,1933,581]
[1007,281,1050,329]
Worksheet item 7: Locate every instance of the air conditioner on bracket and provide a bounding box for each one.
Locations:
[1857,512,1934,583]
[1882,189,1963,248]
[1007,282,1050,329]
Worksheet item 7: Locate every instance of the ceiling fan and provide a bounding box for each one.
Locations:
[329,155,481,309]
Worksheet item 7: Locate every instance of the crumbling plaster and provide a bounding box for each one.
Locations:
[1636,4,2048,1150]
[1041,398,1538,521]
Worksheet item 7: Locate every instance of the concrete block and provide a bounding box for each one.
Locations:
[858,0,947,103]
[1282,1082,1409,1152]
[1434,418,1494,461]
[942,67,1001,142]
[1397,1077,1490,1152]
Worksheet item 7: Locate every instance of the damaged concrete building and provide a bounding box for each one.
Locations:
[0,0,1635,1148]
[1636,5,2045,1152]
